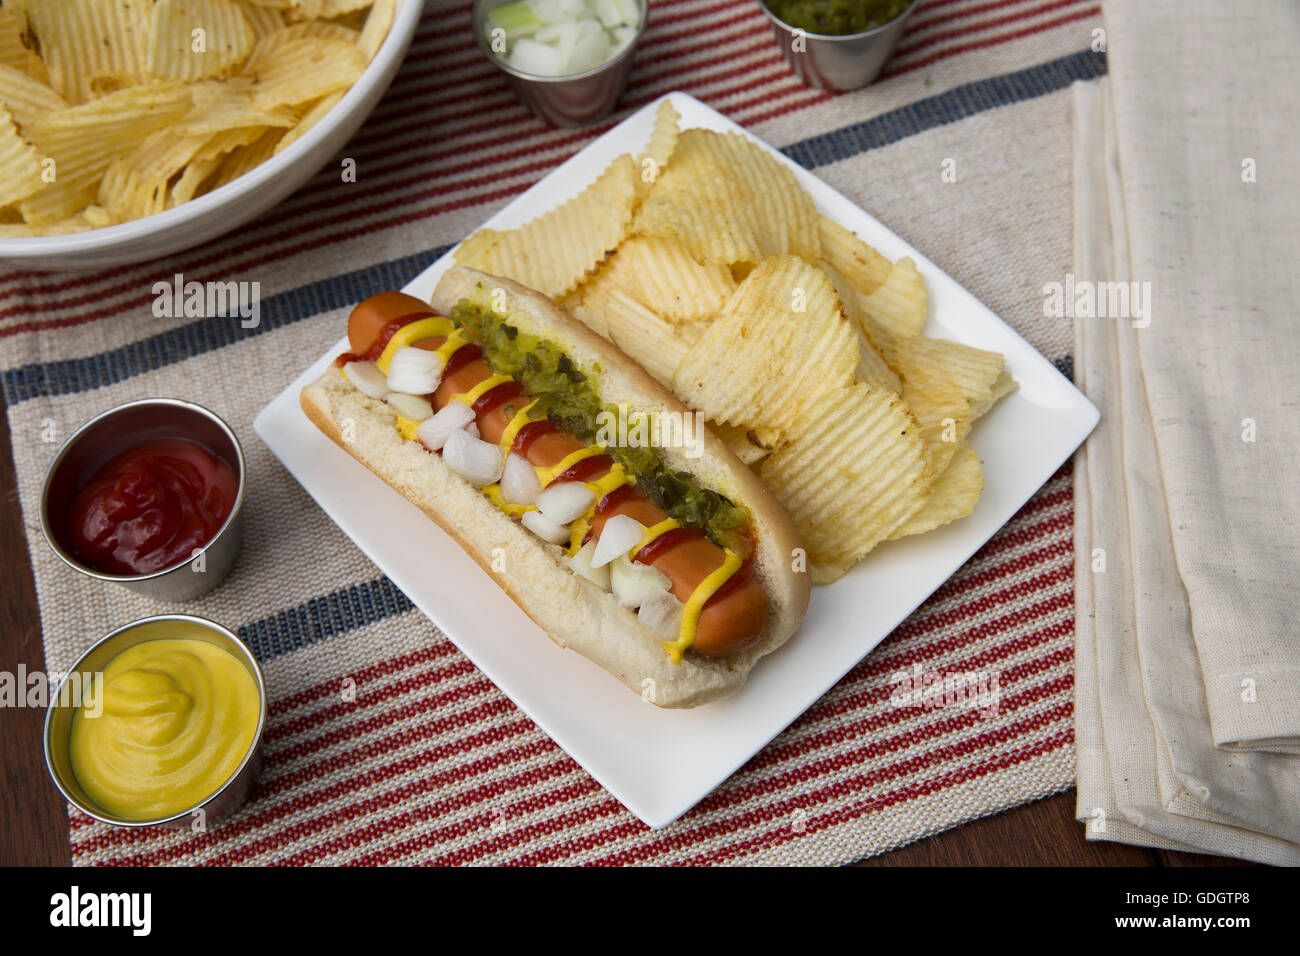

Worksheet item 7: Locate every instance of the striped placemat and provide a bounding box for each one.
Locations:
[2,0,1102,865]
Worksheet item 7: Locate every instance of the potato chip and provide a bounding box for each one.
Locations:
[0,7,28,73]
[0,65,69,130]
[585,235,734,324]
[170,124,267,204]
[635,98,679,201]
[978,368,1018,419]
[179,77,296,135]
[20,83,193,223]
[0,103,46,207]
[888,443,983,539]
[241,3,286,38]
[274,89,344,153]
[709,421,781,467]
[26,0,151,103]
[673,255,858,430]
[210,126,284,186]
[821,258,901,394]
[321,0,375,18]
[819,215,892,296]
[98,126,212,221]
[243,33,365,110]
[148,0,256,82]
[358,0,395,62]
[566,281,704,388]
[893,334,1004,415]
[759,382,931,577]
[860,256,927,338]
[903,378,971,476]
[455,153,638,298]
[633,128,820,266]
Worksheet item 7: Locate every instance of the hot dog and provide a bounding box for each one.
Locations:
[301,267,809,707]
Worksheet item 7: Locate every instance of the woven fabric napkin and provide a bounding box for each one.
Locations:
[1072,0,1300,864]
[1,0,1106,864]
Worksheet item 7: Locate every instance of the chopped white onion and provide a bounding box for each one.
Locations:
[493,0,638,77]
[506,37,566,76]
[568,540,610,589]
[385,392,433,422]
[415,401,476,451]
[610,554,671,609]
[385,346,444,395]
[535,482,596,525]
[638,587,683,640]
[501,452,542,505]
[522,509,569,545]
[442,429,504,486]
[342,360,390,400]
[591,514,645,568]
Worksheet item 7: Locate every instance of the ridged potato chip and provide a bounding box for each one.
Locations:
[358,0,395,62]
[274,89,344,154]
[20,83,193,223]
[148,0,256,82]
[210,125,284,186]
[978,368,1018,420]
[244,33,364,109]
[0,104,46,207]
[636,98,679,201]
[860,255,927,338]
[0,65,69,130]
[759,383,931,578]
[587,235,734,324]
[0,7,26,73]
[819,215,892,296]
[709,421,781,467]
[26,0,151,103]
[888,443,983,540]
[894,334,1004,415]
[633,128,820,266]
[672,255,858,430]
[455,153,638,298]
[821,258,901,394]
[566,281,704,388]
[903,378,972,476]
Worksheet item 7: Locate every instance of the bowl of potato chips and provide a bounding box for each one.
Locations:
[0,0,421,270]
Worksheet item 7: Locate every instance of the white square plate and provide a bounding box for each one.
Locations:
[255,92,1098,828]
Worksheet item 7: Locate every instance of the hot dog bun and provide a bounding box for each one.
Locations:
[301,267,810,707]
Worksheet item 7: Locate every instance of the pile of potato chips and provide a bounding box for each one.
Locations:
[0,0,396,237]
[455,101,1016,584]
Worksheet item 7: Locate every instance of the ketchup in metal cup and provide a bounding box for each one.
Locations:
[66,438,238,575]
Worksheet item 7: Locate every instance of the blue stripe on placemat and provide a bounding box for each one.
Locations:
[780,49,1106,169]
[237,576,415,662]
[1,48,1107,407]
[0,245,450,406]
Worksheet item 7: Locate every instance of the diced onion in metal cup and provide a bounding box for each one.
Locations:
[609,554,670,608]
[522,509,570,545]
[638,586,683,639]
[501,452,542,505]
[568,540,610,589]
[342,360,390,400]
[386,346,445,395]
[416,402,476,451]
[385,392,434,422]
[591,514,644,567]
[442,430,504,487]
[535,481,595,525]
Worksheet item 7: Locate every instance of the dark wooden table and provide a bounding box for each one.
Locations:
[0,394,1249,867]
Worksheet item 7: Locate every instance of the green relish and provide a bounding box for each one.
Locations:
[448,297,750,549]
[763,0,913,36]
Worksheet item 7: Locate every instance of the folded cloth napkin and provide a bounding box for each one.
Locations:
[1072,0,1300,864]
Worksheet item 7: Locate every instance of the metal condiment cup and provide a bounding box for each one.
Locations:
[39,397,246,603]
[43,613,267,830]
[758,0,922,93]
[474,0,648,128]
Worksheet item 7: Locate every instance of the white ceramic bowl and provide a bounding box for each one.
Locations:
[0,1,423,272]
